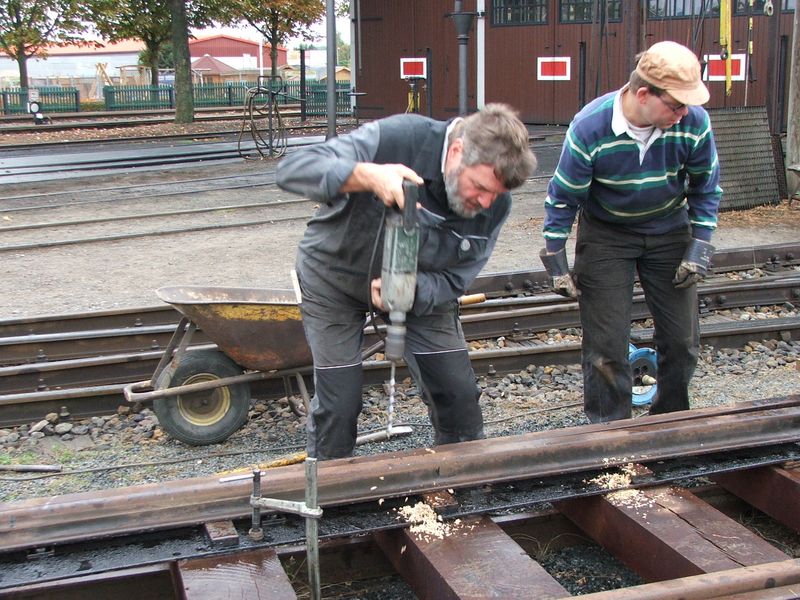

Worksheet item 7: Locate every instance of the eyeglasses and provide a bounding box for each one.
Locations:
[656,94,687,114]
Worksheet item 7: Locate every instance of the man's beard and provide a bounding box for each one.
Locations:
[444,163,481,218]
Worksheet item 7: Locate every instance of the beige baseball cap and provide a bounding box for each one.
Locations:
[636,41,710,106]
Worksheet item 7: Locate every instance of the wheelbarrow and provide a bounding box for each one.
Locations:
[123,285,317,445]
[124,284,414,446]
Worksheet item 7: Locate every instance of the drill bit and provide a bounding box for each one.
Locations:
[387,361,397,436]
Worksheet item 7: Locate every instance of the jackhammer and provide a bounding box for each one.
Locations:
[375,180,419,439]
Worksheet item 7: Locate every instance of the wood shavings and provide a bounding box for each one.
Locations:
[607,489,655,511]
[586,463,639,490]
[396,502,460,541]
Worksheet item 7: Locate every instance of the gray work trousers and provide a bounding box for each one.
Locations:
[574,211,700,423]
[296,259,484,460]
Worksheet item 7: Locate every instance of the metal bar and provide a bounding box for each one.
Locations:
[148,316,191,388]
[578,559,800,599]
[305,458,321,600]
[1,244,796,337]
[1,397,798,553]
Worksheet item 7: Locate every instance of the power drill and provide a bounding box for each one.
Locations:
[381,181,420,362]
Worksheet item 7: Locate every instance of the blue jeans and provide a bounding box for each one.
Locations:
[574,212,699,422]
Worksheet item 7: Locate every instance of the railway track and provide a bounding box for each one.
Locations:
[1,244,798,428]
[0,397,798,597]
[0,106,301,134]
[0,136,323,185]
[0,118,563,185]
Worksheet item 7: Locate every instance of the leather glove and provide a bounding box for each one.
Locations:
[673,238,715,288]
[539,248,578,298]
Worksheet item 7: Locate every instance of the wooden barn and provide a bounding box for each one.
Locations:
[189,34,288,74]
[348,0,796,131]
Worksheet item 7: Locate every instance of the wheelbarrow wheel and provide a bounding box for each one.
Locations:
[154,350,251,445]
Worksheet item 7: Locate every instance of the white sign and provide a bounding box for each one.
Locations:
[537,57,571,81]
[400,58,426,80]
[28,88,40,101]
[703,54,746,82]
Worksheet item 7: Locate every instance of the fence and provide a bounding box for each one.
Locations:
[102,81,351,115]
[0,87,80,115]
[103,85,175,110]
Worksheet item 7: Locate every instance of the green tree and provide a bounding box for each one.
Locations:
[217,0,325,79]
[140,41,173,69]
[88,0,217,86]
[336,31,349,67]
[171,0,193,123]
[89,0,171,86]
[0,0,88,88]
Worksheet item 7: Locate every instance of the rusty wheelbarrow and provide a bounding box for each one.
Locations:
[123,285,317,445]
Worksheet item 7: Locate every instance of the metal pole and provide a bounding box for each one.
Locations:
[455,0,463,116]
[453,1,474,116]
[426,47,433,117]
[326,0,337,139]
[476,0,485,110]
[300,48,307,122]
[766,3,781,133]
[785,3,800,176]
[305,458,321,600]
[248,470,263,541]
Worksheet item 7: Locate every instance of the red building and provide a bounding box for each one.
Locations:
[350,0,796,131]
[189,34,287,73]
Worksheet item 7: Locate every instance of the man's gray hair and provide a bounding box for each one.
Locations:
[448,103,536,189]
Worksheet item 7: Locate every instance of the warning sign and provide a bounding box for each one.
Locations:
[537,57,571,81]
[703,54,745,81]
[400,58,426,80]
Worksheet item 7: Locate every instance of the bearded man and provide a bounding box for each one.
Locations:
[277,103,536,459]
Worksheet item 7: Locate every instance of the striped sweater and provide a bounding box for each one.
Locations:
[543,90,722,253]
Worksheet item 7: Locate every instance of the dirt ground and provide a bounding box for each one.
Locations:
[1,127,799,318]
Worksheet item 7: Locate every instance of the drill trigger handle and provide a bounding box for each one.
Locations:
[401,180,419,231]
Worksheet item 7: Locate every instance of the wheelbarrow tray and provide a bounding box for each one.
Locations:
[156,285,312,372]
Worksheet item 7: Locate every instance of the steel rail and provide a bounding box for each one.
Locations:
[0,168,277,204]
[0,124,328,151]
[4,271,797,368]
[0,196,312,234]
[3,313,798,427]
[2,284,798,398]
[2,243,797,339]
[1,179,279,213]
[0,212,311,253]
[0,283,797,425]
[6,274,800,368]
[0,107,303,134]
[0,396,797,554]
[0,135,322,185]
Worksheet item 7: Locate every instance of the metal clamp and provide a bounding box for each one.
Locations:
[249,458,323,600]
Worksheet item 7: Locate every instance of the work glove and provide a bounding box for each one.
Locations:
[673,238,715,288]
[539,248,578,299]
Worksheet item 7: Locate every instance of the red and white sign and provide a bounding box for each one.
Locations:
[400,58,427,79]
[703,53,746,81]
[537,57,571,81]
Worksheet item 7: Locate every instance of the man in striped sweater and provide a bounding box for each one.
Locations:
[541,41,722,423]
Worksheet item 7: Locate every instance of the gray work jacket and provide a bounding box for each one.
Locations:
[276,113,511,315]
